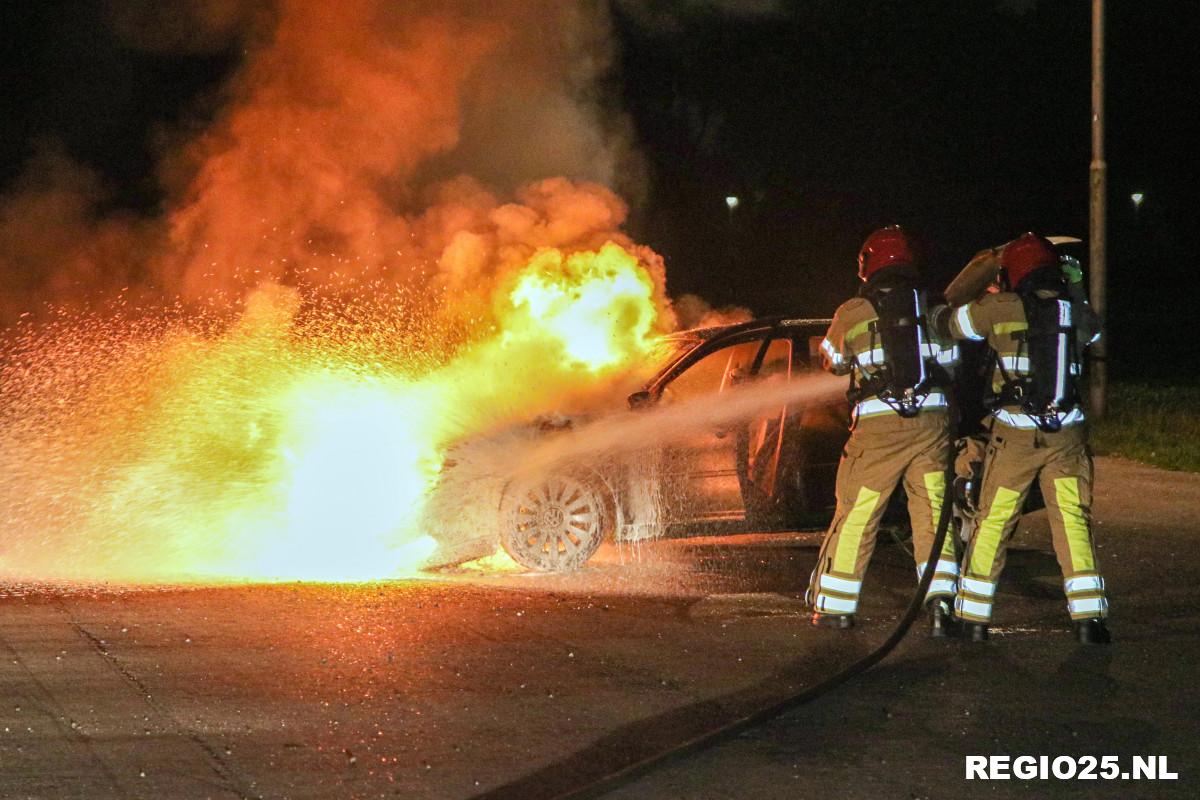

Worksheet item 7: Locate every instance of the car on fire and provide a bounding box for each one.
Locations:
[428,317,858,572]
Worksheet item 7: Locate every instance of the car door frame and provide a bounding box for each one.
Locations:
[643,322,782,527]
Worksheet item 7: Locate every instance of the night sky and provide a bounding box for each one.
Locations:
[1,0,1196,379]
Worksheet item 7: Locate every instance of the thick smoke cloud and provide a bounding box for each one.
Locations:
[0,0,650,323]
[105,0,261,54]
[0,147,158,322]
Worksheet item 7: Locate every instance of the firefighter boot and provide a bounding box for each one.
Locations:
[1074,618,1111,645]
[811,612,855,630]
[963,622,989,642]
[927,598,955,639]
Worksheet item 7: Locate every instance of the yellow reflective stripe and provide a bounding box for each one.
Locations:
[845,317,877,344]
[922,471,955,558]
[1054,477,1095,572]
[994,321,1028,335]
[833,486,882,574]
[968,486,1022,576]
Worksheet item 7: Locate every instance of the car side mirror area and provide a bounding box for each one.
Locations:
[627,390,653,411]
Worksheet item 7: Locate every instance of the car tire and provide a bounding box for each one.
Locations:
[499,470,614,572]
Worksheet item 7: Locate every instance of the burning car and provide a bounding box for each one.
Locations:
[427,317,854,572]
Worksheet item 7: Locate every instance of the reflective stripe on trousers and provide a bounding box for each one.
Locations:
[1064,572,1108,620]
[812,487,882,615]
[813,573,862,615]
[808,413,953,618]
[915,469,958,600]
[917,557,960,600]
[832,486,882,574]
[959,471,1108,623]
[955,575,997,622]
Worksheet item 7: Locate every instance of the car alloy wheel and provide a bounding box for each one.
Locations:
[500,472,611,572]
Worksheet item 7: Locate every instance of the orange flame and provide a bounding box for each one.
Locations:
[0,242,668,583]
[0,1,673,584]
[503,243,661,371]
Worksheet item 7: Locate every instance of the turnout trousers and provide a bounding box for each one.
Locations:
[956,420,1109,623]
[807,410,958,617]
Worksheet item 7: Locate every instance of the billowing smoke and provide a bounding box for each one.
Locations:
[0,146,159,322]
[0,0,690,583]
[0,0,650,322]
[672,293,753,330]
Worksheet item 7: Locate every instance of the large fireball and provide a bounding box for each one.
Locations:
[0,241,669,582]
[0,1,679,584]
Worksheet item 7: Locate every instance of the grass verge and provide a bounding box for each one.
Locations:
[1091,383,1200,473]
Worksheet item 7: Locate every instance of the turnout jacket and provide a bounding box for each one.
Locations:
[819,287,959,421]
[940,290,1100,429]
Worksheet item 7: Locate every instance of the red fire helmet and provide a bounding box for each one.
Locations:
[1000,232,1058,289]
[858,225,917,281]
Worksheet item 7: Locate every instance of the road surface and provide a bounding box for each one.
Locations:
[1,456,1197,799]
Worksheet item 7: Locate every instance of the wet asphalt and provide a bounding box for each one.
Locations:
[1,457,1197,799]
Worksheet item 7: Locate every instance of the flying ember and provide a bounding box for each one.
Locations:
[0,243,669,583]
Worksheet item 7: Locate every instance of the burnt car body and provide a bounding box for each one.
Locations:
[426,314,1048,573]
[428,317,859,572]
[621,316,848,533]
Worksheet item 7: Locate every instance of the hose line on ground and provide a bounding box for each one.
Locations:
[470,470,957,800]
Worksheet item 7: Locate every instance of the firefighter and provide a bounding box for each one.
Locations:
[935,233,1110,644]
[807,225,960,637]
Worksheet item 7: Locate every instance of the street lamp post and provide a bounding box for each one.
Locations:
[1089,0,1108,418]
[724,196,740,282]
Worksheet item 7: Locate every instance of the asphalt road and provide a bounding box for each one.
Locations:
[1,456,1197,799]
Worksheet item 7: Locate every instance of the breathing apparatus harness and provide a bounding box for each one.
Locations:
[990,269,1081,433]
[848,272,950,419]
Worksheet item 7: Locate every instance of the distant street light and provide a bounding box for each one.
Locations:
[1131,191,1145,209]
[725,195,740,211]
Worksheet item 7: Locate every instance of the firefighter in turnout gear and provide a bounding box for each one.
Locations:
[807,226,961,637]
[936,233,1110,644]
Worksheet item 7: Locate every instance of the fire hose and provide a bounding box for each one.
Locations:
[470,470,957,800]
